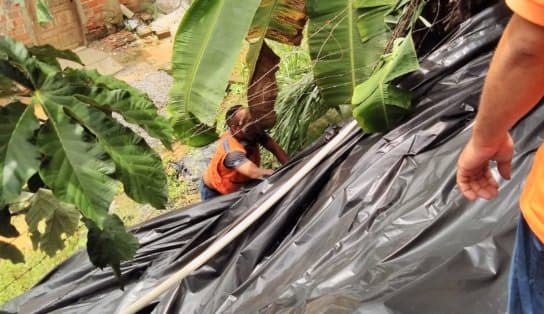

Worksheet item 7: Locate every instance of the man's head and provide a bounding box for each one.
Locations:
[226,105,248,139]
[225,105,260,141]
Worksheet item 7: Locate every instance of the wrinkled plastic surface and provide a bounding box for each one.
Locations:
[4,5,533,314]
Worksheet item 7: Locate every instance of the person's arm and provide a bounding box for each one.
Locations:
[457,14,544,201]
[262,137,289,165]
[235,160,274,179]
[224,151,274,179]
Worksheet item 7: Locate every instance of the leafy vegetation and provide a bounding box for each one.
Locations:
[169,0,307,146]
[168,0,262,146]
[0,221,86,304]
[169,0,424,153]
[352,36,419,132]
[0,36,173,282]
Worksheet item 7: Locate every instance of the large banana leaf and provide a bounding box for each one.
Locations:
[352,36,419,132]
[169,0,261,144]
[307,0,368,108]
[307,0,408,108]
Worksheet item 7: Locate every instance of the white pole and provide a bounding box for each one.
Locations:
[120,120,359,314]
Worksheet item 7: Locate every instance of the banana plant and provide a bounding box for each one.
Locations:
[0,36,173,282]
[170,0,424,149]
[352,36,419,132]
[168,0,306,145]
[245,0,307,130]
[168,0,262,146]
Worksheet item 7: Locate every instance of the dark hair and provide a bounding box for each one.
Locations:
[225,105,243,127]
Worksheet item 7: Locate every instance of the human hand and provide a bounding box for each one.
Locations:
[456,133,513,201]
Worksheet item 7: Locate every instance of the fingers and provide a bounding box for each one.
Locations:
[457,167,499,201]
[456,133,514,201]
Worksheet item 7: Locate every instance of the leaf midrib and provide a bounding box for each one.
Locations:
[348,1,356,91]
[37,93,91,204]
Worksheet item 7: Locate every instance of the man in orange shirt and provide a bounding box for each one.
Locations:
[456,1,544,312]
[200,105,288,200]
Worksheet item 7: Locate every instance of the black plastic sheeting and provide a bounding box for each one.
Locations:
[4,5,538,314]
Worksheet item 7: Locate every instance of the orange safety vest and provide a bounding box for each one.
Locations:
[507,0,544,242]
[203,132,261,195]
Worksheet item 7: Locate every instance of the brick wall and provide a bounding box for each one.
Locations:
[80,0,109,39]
[1,0,129,45]
[0,3,34,43]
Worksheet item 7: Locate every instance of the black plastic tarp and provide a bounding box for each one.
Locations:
[4,4,535,314]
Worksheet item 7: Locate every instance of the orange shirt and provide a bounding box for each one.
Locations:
[203,132,261,195]
[507,0,544,242]
[506,0,544,26]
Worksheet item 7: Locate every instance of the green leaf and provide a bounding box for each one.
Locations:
[273,72,328,154]
[0,37,36,88]
[352,36,419,132]
[307,0,369,107]
[85,214,138,285]
[0,102,40,204]
[66,101,168,209]
[29,44,84,70]
[7,191,34,214]
[0,60,35,89]
[80,70,173,149]
[0,36,29,64]
[0,241,24,263]
[26,189,80,255]
[0,75,15,97]
[36,0,54,24]
[170,112,218,147]
[356,0,395,43]
[36,94,115,227]
[307,0,409,108]
[169,0,261,132]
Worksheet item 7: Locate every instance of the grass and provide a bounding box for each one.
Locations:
[0,219,87,304]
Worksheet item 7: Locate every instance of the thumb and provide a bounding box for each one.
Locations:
[497,160,512,180]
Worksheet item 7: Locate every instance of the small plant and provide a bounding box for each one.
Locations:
[0,36,173,283]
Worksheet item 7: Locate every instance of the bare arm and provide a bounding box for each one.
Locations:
[235,160,274,179]
[262,137,289,165]
[472,15,544,146]
[457,14,544,201]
